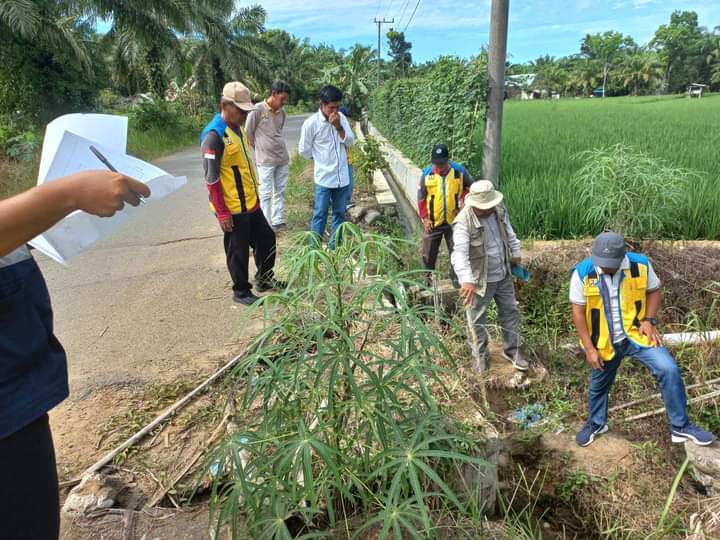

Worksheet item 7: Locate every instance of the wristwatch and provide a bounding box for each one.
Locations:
[642,317,658,326]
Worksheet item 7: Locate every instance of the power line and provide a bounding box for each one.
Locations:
[396,0,412,29]
[384,0,396,21]
[403,0,422,33]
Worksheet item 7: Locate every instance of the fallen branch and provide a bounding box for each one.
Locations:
[75,337,265,482]
[622,389,720,422]
[610,377,720,413]
[146,469,180,509]
[58,478,82,490]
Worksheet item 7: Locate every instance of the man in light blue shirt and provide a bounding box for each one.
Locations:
[298,85,355,248]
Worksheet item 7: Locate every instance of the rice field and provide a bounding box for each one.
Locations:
[474,94,720,239]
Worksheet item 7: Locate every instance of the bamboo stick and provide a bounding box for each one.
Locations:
[74,338,264,483]
[609,377,720,413]
[622,389,720,423]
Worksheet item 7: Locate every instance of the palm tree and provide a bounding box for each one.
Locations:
[186,4,271,98]
[567,58,602,96]
[619,50,664,95]
[85,0,204,97]
[0,0,92,73]
[316,44,376,114]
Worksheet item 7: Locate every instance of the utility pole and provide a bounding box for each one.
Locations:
[374,18,394,87]
[481,0,509,186]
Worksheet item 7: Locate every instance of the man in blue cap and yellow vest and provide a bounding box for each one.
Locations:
[417,144,473,287]
[570,231,715,447]
[201,81,285,306]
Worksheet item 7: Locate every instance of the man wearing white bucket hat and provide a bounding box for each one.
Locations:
[451,181,528,372]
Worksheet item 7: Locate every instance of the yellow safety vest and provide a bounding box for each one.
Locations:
[576,254,653,361]
[210,126,260,215]
[423,165,464,226]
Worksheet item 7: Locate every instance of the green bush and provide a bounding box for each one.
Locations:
[575,144,694,239]
[368,56,488,168]
[0,114,40,161]
[353,135,388,194]
[132,100,183,131]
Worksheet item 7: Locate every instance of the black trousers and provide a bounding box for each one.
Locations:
[0,414,59,540]
[224,210,277,294]
[422,224,458,282]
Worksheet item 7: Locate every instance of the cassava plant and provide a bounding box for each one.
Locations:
[205,224,489,539]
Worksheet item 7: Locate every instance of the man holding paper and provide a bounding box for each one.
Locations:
[200,82,284,305]
[0,171,150,539]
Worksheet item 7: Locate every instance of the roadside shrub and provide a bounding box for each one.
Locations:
[0,114,40,161]
[575,144,695,239]
[353,135,388,194]
[132,100,183,131]
[369,56,488,168]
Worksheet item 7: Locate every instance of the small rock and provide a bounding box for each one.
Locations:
[685,441,720,495]
[62,472,120,515]
[364,209,383,225]
[383,206,398,217]
[347,205,367,223]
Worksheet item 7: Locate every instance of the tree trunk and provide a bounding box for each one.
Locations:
[602,64,608,98]
[212,56,226,98]
[145,45,166,98]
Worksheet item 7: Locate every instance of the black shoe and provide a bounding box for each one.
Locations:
[255,278,287,293]
[233,291,260,305]
[451,277,461,289]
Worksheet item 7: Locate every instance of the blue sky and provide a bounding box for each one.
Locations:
[249,0,720,64]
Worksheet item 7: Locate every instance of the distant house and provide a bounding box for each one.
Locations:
[505,74,542,100]
[687,83,708,98]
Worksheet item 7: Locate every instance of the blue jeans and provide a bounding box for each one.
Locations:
[311,183,352,249]
[587,339,689,429]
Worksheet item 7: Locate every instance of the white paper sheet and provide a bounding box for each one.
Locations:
[38,114,128,184]
[30,127,186,264]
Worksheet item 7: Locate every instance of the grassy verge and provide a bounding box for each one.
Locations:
[282,155,316,231]
[126,121,200,161]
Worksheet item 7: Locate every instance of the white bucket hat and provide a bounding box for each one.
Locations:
[465,180,503,210]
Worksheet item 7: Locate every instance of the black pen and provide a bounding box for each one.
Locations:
[90,145,145,204]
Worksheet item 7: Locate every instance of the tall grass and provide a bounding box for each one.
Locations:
[475,94,720,239]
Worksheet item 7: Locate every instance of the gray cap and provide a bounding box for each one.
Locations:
[591,232,626,268]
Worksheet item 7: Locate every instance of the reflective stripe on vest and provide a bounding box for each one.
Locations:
[576,255,652,361]
[210,127,260,215]
[424,167,463,226]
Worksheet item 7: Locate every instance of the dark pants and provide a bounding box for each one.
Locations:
[224,210,277,294]
[0,414,59,540]
[422,224,458,282]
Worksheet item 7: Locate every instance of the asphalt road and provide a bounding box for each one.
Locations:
[38,113,311,397]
